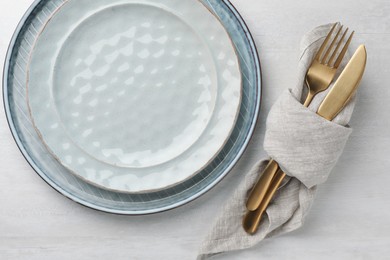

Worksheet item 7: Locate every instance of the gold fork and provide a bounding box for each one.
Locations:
[304,23,354,106]
[243,23,354,234]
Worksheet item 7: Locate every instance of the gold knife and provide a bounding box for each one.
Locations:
[243,45,367,234]
[317,45,367,120]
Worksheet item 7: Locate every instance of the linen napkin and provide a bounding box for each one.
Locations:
[198,23,357,259]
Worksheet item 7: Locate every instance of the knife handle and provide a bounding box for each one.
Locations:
[243,168,286,234]
[246,159,279,211]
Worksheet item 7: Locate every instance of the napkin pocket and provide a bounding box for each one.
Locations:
[264,89,352,188]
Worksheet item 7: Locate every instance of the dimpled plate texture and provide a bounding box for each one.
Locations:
[27,0,242,193]
[4,0,261,214]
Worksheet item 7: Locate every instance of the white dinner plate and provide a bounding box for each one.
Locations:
[4,0,261,214]
[27,0,241,193]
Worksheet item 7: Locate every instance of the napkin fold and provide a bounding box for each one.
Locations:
[198,23,357,259]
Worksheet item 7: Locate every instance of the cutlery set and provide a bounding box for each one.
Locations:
[243,23,367,234]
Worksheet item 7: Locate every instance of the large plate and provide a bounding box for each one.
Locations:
[27,0,242,193]
[3,0,261,214]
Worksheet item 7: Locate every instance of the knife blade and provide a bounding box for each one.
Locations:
[243,45,367,234]
[317,45,367,120]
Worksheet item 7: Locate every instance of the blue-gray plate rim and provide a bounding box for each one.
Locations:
[3,0,262,215]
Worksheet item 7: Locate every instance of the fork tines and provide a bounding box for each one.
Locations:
[315,23,354,68]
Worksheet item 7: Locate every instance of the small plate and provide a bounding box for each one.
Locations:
[4,0,261,214]
[27,0,242,192]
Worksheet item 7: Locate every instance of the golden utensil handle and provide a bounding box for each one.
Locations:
[246,159,279,211]
[243,169,286,234]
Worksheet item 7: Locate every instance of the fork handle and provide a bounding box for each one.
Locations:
[243,169,286,234]
[303,91,315,107]
[246,159,279,211]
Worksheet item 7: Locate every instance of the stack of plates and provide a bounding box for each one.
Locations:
[3,0,261,214]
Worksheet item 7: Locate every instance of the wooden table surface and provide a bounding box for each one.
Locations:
[1,0,389,259]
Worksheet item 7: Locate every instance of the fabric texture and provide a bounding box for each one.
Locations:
[198,23,357,259]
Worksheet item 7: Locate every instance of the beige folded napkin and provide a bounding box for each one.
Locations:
[198,23,357,259]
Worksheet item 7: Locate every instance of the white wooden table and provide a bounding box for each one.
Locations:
[1,0,389,259]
